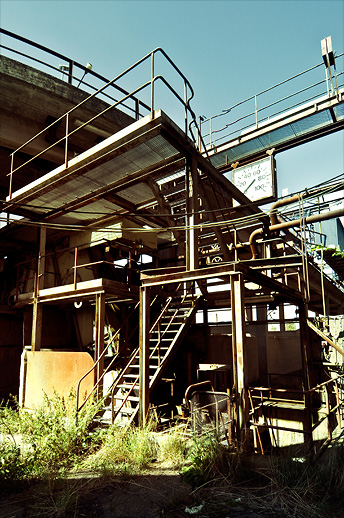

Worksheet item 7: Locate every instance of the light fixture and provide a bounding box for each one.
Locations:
[77,62,93,88]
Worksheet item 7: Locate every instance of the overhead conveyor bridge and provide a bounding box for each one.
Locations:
[208,89,344,169]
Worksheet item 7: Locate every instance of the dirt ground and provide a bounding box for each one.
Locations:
[0,467,273,518]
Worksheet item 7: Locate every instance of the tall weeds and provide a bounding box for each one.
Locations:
[1,396,344,517]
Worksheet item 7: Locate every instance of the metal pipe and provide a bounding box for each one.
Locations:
[250,206,344,259]
[269,187,334,226]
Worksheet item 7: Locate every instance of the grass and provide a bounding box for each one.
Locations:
[1,395,344,517]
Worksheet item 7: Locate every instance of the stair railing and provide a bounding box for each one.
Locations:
[75,301,139,420]
[109,296,173,397]
[109,284,200,424]
[109,295,179,423]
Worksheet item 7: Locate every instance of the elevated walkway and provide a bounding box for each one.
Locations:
[209,89,344,169]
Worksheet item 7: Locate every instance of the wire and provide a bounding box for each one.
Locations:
[1,175,342,237]
[2,174,343,220]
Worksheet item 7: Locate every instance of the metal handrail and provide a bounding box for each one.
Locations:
[0,28,147,116]
[7,46,198,197]
[75,301,140,417]
[109,283,196,422]
[109,294,174,421]
[248,374,344,450]
[200,51,344,149]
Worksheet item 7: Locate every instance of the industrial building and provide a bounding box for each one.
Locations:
[1,29,344,453]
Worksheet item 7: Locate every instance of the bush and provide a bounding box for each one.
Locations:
[181,431,239,487]
[83,422,157,475]
[0,391,103,486]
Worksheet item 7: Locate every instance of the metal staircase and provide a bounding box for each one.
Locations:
[109,293,202,425]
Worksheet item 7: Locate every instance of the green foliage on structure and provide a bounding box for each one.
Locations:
[311,243,344,258]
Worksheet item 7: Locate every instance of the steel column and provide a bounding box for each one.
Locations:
[31,225,46,351]
[139,286,150,425]
[231,273,249,450]
[95,293,105,392]
[185,156,199,270]
[299,302,313,451]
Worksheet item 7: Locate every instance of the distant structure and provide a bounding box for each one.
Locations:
[1,29,344,453]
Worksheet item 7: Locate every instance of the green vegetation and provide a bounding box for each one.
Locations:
[311,243,344,259]
[1,394,344,517]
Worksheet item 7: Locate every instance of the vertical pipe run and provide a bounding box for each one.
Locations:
[299,302,313,451]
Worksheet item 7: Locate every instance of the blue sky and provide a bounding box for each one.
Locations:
[1,0,343,196]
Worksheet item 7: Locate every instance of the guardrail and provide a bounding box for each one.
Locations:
[0,28,147,119]
[7,42,199,199]
[200,51,344,150]
[248,374,344,454]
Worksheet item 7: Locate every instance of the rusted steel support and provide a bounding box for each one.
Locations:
[299,302,313,451]
[231,273,250,451]
[31,225,46,351]
[185,156,199,270]
[95,293,105,391]
[139,286,150,425]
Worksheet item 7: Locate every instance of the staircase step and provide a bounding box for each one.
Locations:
[150,338,171,342]
[116,383,139,390]
[113,407,136,416]
[113,394,139,402]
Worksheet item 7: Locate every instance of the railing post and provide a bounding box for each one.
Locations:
[325,384,332,441]
[184,80,188,135]
[151,52,155,119]
[334,380,341,428]
[68,60,74,85]
[95,293,106,394]
[255,94,258,128]
[64,113,69,168]
[135,98,140,120]
[73,247,78,289]
[9,153,14,201]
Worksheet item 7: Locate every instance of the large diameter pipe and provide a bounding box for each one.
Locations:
[269,188,330,226]
[250,207,344,259]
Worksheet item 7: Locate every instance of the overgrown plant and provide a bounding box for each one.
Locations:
[181,431,239,487]
[0,391,104,488]
[82,420,158,476]
[261,446,344,517]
